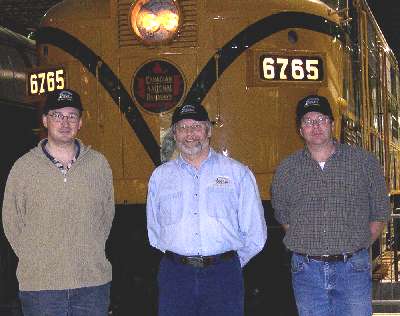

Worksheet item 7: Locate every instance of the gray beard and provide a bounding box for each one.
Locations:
[177,138,210,157]
[177,141,203,156]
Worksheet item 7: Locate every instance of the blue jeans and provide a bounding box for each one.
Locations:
[158,253,244,316]
[291,249,372,316]
[19,282,110,316]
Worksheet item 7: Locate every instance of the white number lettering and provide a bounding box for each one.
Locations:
[260,56,322,81]
[292,59,304,80]
[262,57,275,79]
[29,69,65,95]
[38,73,46,94]
[276,58,288,80]
[30,74,38,94]
[306,59,319,80]
[47,72,55,92]
[55,69,65,89]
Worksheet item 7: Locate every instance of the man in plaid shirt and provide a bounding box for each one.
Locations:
[271,95,390,316]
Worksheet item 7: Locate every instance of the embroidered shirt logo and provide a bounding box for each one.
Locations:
[215,176,230,186]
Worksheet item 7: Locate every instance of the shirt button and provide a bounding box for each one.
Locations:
[323,230,326,233]
[194,193,198,197]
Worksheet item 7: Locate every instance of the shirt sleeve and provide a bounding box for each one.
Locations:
[2,164,25,257]
[271,164,291,225]
[365,153,390,222]
[236,168,267,267]
[146,172,162,251]
[100,159,115,241]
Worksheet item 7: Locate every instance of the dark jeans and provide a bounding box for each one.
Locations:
[158,253,244,316]
[291,249,372,316]
[19,282,110,316]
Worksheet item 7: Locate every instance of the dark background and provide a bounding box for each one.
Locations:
[366,0,400,63]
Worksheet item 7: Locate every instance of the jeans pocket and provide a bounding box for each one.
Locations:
[291,253,306,273]
[349,249,370,272]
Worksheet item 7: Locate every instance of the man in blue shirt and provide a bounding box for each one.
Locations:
[147,103,267,316]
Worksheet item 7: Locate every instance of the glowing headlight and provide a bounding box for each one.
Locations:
[158,10,179,31]
[137,11,160,34]
[130,0,181,44]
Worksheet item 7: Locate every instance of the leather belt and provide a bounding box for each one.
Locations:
[165,250,236,268]
[295,248,364,262]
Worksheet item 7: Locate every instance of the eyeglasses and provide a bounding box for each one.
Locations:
[175,123,205,133]
[301,116,330,127]
[48,112,80,123]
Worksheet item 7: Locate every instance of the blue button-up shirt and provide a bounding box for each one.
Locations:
[146,149,267,266]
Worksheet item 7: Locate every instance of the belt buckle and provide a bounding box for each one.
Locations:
[323,254,346,261]
[186,256,205,268]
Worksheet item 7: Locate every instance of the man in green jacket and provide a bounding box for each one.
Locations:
[2,89,115,316]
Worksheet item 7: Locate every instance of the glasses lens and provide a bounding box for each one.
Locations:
[49,112,79,123]
[302,116,328,127]
[177,123,204,132]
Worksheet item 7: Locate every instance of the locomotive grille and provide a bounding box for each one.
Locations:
[117,0,197,48]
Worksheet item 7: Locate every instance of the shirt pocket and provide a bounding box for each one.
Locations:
[206,185,236,219]
[158,191,183,225]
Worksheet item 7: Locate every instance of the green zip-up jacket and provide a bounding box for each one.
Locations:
[2,139,115,291]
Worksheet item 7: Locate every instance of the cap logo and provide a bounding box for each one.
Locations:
[57,90,74,102]
[180,104,197,114]
[304,97,320,108]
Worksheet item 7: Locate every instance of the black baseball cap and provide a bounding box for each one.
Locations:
[172,103,210,125]
[296,95,333,124]
[43,89,83,114]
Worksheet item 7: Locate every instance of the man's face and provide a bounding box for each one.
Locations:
[42,107,82,145]
[174,119,211,158]
[299,111,333,146]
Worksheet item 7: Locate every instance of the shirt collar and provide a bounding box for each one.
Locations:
[176,148,215,169]
[42,139,81,163]
[302,140,341,160]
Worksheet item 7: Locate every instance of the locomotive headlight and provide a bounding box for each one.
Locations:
[158,10,179,31]
[137,11,160,34]
[130,0,181,45]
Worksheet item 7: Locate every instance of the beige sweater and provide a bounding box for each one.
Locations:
[2,139,115,291]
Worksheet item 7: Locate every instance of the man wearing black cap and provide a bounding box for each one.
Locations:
[147,103,267,316]
[2,89,115,315]
[271,95,390,315]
